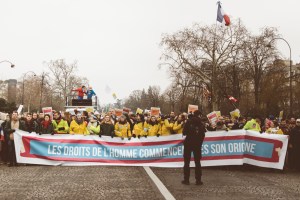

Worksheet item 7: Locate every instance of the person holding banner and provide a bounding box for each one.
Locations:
[160,115,174,136]
[23,113,39,133]
[39,114,54,135]
[70,112,89,135]
[173,114,186,134]
[132,114,145,138]
[144,116,161,137]
[87,115,100,135]
[100,115,115,138]
[52,112,69,134]
[4,111,25,167]
[243,116,261,132]
[114,115,132,140]
[182,110,206,185]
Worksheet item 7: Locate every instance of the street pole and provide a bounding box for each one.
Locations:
[267,38,292,116]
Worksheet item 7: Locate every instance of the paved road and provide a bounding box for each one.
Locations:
[152,166,300,200]
[0,165,300,200]
[0,165,163,200]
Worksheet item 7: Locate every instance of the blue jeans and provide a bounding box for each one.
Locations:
[78,96,83,100]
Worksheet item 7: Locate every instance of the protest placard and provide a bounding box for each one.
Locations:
[207,111,218,127]
[123,107,131,114]
[187,104,198,113]
[136,108,143,114]
[150,107,160,117]
[42,107,53,120]
[115,109,123,117]
[17,105,23,115]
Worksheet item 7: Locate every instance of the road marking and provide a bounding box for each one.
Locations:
[143,166,176,200]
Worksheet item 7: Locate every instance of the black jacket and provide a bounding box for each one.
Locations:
[23,120,39,133]
[100,123,115,137]
[39,122,54,135]
[183,116,206,145]
[4,120,25,136]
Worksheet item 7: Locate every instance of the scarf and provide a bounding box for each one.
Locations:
[42,120,51,129]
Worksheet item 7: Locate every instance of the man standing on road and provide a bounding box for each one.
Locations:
[182,110,206,185]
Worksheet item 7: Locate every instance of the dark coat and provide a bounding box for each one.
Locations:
[39,121,54,135]
[183,116,206,146]
[100,123,115,137]
[23,120,39,133]
[4,120,25,136]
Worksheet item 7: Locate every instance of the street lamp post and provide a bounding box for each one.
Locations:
[267,37,292,116]
[22,71,37,106]
[0,60,15,68]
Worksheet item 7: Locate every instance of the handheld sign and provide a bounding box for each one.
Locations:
[207,111,218,127]
[115,109,123,117]
[150,107,160,117]
[188,104,198,113]
[42,107,53,120]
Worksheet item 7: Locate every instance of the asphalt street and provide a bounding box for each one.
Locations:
[0,165,300,200]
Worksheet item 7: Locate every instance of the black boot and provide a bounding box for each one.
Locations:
[181,180,190,185]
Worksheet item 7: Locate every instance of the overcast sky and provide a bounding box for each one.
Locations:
[1,0,299,104]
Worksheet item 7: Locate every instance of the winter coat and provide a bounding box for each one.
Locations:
[183,116,206,146]
[115,122,132,138]
[39,120,54,135]
[144,121,161,136]
[243,119,261,132]
[4,120,25,140]
[133,122,144,136]
[23,120,39,133]
[52,119,69,134]
[173,121,184,134]
[100,123,114,137]
[87,121,100,135]
[70,120,88,135]
[87,89,96,99]
[160,119,174,136]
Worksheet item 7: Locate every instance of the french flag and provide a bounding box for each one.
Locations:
[217,1,230,26]
[228,95,238,103]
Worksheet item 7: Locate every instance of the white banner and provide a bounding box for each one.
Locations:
[14,130,288,169]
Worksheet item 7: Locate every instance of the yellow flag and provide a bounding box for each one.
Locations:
[112,93,117,99]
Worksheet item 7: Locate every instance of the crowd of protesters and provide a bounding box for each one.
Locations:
[0,109,300,170]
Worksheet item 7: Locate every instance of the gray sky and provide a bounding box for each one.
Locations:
[1,0,299,104]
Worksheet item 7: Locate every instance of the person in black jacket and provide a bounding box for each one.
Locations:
[182,110,206,185]
[4,111,25,167]
[289,119,300,170]
[39,114,54,135]
[100,115,115,137]
[23,113,39,133]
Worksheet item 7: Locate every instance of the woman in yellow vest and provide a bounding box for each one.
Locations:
[115,115,132,140]
[133,114,145,138]
[70,112,89,135]
[173,114,186,134]
[144,116,161,137]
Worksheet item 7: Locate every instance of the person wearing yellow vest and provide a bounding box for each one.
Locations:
[70,113,89,135]
[87,115,100,135]
[243,117,261,132]
[266,121,284,135]
[173,114,186,134]
[115,115,132,140]
[160,115,174,136]
[132,114,145,138]
[144,116,161,137]
[52,111,69,134]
